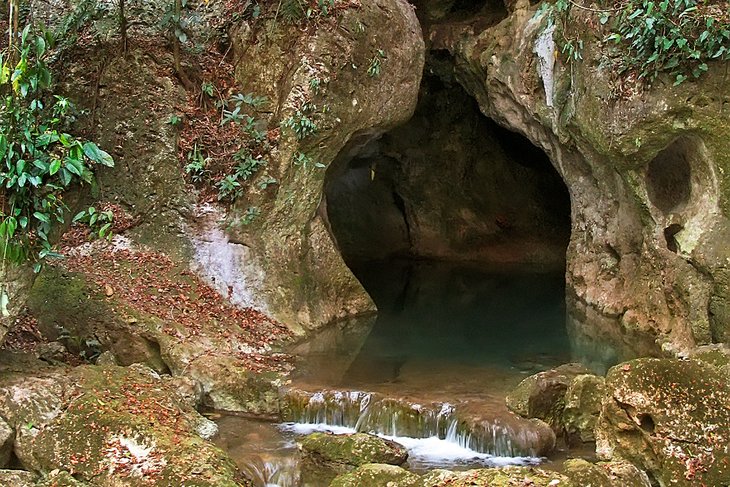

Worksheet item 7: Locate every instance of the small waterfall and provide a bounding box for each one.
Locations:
[239,455,300,487]
[283,389,545,459]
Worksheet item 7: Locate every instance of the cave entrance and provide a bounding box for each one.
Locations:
[325,75,571,275]
[320,76,573,383]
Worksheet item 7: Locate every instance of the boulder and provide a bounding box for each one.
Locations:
[301,432,408,467]
[562,459,650,487]
[0,365,246,486]
[596,358,730,486]
[0,469,37,487]
[420,466,574,486]
[562,374,606,443]
[330,463,421,487]
[506,363,591,431]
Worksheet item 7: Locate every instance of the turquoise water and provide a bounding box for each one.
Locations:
[293,259,572,391]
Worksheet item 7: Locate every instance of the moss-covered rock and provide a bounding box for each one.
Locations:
[596,358,730,486]
[506,363,590,431]
[562,459,650,487]
[562,374,606,444]
[301,432,407,467]
[420,466,574,487]
[0,469,37,487]
[36,470,92,486]
[330,463,421,487]
[0,365,247,486]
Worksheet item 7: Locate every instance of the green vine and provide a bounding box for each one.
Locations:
[607,0,730,85]
[0,25,114,273]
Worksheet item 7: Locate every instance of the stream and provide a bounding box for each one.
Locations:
[214,259,584,486]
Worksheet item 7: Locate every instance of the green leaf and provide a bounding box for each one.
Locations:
[49,159,61,175]
[33,212,50,223]
[65,157,83,177]
[82,142,114,167]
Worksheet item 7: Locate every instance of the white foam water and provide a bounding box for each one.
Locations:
[278,422,542,470]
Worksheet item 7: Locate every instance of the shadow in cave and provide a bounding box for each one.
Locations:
[322,75,573,386]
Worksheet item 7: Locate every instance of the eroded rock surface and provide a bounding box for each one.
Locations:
[0,364,246,486]
[562,373,606,444]
[596,358,730,486]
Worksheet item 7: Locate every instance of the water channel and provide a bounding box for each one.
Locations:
[213,259,593,486]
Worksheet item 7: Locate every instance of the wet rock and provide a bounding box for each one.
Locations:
[0,469,37,486]
[596,358,730,486]
[562,374,606,443]
[420,466,573,486]
[506,363,591,431]
[563,459,650,487]
[301,432,408,467]
[0,365,246,486]
[0,417,13,467]
[329,463,421,487]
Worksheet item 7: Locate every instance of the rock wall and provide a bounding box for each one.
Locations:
[421,4,730,362]
[224,0,425,333]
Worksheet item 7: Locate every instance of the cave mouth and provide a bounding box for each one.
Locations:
[325,74,572,277]
[322,75,573,372]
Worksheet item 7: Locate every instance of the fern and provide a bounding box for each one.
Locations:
[279,0,307,23]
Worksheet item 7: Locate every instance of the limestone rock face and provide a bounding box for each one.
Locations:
[330,463,421,487]
[562,374,606,443]
[505,363,590,431]
[301,432,408,468]
[226,0,425,334]
[426,2,730,361]
[596,358,730,486]
[0,365,246,486]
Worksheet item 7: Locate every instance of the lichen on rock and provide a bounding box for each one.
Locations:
[596,358,730,486]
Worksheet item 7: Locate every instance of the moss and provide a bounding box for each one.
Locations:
[597,358,730,486]
[300,432,407,467]
[330,464,421,487]
[421,466,575,487]
[11,365,246,487]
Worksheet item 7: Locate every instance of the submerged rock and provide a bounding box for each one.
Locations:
[562,374,606,443]
[301,432,408,467]
[596,358,730,486]
[420,466,573,486]
[330,463,421,487]
[506,363,590,431]
[562,459,650,487]
[0,364,247,486]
